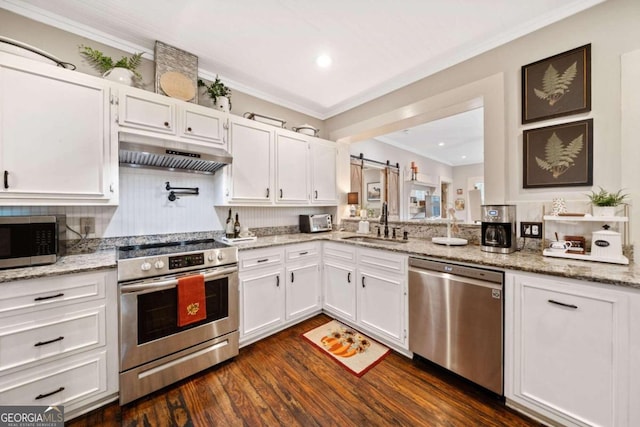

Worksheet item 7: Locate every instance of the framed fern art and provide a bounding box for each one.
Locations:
[522,44,591,124]
[523,119,593,188]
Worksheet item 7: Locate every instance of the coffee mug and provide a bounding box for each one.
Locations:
[549,240,572,250]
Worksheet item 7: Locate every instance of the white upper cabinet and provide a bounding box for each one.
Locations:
[116,88,176,135]
[116,87,226,148]
[224,116,274,203]
[214,115,337,206]
[310,140,337,204]
[0,53,117,205]
[275,132,309,204]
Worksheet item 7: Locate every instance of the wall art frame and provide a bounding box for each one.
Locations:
[367,182,381,201]
[522,44,591,124]
[523,119,593,188]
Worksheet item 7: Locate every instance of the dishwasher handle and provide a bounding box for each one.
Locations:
[409,257,503,284]
[409,266,503,291]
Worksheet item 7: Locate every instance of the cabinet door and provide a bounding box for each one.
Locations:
[310,140,337,204]
[275,132,308,203]
[286,262,320,320]
[323,261,356,321]
[117,88,175,134]
[228,118,273,203]
[181,105,225,147]
[240,270,283,337]
[510,274,628,427]
[0,60,114,203]
[357,269,405,345]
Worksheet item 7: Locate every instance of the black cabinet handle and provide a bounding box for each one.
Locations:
[164,121,170,128]
[187,127,192,132]
[280,189,283,198]
[291,272,295,282]
[347,272,351,283]
[34,336,64,347]
[257,258,269,263]
[314,190,318,199]
[266,188,270,198]
[276,275,280,287]
[299,251,308,255]
[362,276,366,288]
[548,299,578,309]
[35,387,65,400]
[3,170,8,189]
[34,293,64,301]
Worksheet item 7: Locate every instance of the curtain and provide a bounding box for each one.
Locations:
[386,167,399,217]
[350,160,363,206]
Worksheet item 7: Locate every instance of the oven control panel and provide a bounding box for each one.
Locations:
[169,253,205,270]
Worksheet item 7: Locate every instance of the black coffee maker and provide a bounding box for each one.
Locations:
[481,205,517,253]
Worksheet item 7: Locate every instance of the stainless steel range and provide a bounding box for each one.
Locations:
[117,239,238,405]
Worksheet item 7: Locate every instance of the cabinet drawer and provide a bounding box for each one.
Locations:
[323,242,356,263]
[0,271,107,316]
[239,247,284,271]
[0,303,105,372]
[0,350,107,406]
[358,248,406,274]
[286,243,319,262]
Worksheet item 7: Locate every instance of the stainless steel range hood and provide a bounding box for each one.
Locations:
[118,132,232,175]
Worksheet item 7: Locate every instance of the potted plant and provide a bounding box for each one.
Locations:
[587,187,628,216]
[79,45,143,86]
[198,76,231,112]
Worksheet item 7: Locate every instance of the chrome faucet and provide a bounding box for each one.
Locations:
[381,201,389,238]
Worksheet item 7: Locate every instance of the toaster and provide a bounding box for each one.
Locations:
[299,214,332,233]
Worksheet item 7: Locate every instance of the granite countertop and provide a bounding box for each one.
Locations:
[233,231,640,290]
[0,251,116,284]
[1,232,638,290]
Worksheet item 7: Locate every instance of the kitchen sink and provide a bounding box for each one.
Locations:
[341,235,408,245]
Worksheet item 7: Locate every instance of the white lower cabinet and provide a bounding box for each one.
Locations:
[323,242,357,322]
[505,271,632,427]
[0,270,118,420]
[322,243,408,352]
[239,243,321,345]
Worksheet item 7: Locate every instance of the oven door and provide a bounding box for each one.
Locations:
[119,265,238,372]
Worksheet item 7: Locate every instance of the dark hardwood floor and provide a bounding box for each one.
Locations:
[67,314,542,426]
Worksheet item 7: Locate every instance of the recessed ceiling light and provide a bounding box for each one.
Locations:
[316,54,332,68]
[438,142,445,147]
[461,155,467,159]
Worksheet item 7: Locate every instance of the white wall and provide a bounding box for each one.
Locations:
[451,163,484,222]
[327,0,640,245]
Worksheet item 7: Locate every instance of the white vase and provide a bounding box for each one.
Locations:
[592,206,616,216]
[215,96,230,112]
[102,67,134,86]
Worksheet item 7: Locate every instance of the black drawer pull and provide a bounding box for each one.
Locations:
[362,276,366,288]
[266,188,270,198]
[35,387,64,400]
[257,258,269,263]
[3,170,8,189]
[280,189,283,198]
[347,272,351,283]
[276,276,280,287]
[34,293,64,301]
[548,299,578,309]
[299,251,308,255]
[34,336,64,347]
[291,272,295,282]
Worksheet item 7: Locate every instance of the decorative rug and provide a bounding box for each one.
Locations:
[302,320,390,377]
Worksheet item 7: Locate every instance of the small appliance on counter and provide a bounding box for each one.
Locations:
[481,205,517,253]
[299,214,332,233]
[0,215,66,268]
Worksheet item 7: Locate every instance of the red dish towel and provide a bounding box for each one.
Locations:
[177,274,207,327]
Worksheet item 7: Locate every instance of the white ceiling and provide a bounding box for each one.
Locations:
[4,0,604,119]
[376,108,484,167]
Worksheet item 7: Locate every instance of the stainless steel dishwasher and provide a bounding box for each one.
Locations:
[408,257,504,395]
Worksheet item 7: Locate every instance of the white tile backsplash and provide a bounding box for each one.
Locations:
[0,167,336,239]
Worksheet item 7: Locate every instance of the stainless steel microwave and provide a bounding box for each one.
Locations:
[0,215,66,269]
[299,214,332,233]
